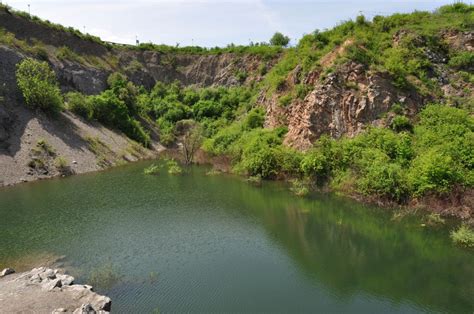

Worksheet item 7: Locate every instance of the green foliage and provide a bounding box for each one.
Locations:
[355,149,408,201]
[234,70,248,83]
[205,101,471,204]
[450,225,474,248]
[144,164,160,175]
[278,94,293,107]
[167,159,182,175]
[243,108,265,130]
[35,139,56,157]
[270,32,290,47]
[233,129,283,178]
[65,92,93,119]
[64,74,150,146]
[408,149,462,196]
[301,148,332,182]
[56,46,83,63]
[448,51,474,69]
[16,58,63,113]
[54,156,71,175]
[139,82,255,146]
[437,3,474,14]
[391,115,413,133]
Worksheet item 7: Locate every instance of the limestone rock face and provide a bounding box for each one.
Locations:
[0,267,111,313]
[263,62,423,150]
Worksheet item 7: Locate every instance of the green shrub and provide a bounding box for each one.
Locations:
[355,149,408,201]
[202,123,242,155]
[235,70,247,83]
[300,148,331,182]
[437,3,474,14]
[36,139,56,156]
[54,156,71,175]
[144,164,160,175]
[390,103,404,115]
[243,108,265,130]
[408,149,462,196]
[65,92,93,119]
[167,159,182,175]
[450,225,474,248]
[390,115,413,133]
[270,32,290,47]
[278,94,293,107]
[16,58,63,113]
[237,145,280,178]
[232,128,283,178]
[56,46,83,63]
[448,51,474,69]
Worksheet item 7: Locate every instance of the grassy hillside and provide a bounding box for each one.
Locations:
[262,3,473,105]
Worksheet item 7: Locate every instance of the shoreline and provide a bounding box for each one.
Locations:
[2,147,473,223]
[0,267,111,313]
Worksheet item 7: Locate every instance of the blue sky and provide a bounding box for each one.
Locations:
[7,0,458,47]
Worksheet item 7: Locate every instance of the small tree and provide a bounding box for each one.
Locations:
[16,58,63,113]
[176,120,203,165]
[270,32,290,47]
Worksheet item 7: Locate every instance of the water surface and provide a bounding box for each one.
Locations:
[0,161,472,313]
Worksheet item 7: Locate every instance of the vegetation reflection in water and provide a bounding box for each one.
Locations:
[0,161,472,313]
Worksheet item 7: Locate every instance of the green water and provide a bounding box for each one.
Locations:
[0,161,472,313]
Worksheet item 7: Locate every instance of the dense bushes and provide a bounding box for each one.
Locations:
[448,52,474,70]
[204,103,473,203]
[65,74,150,146]
[138,81,255,145]
[16,58,63,113]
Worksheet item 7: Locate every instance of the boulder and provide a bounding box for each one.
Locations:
[0,268,15,277]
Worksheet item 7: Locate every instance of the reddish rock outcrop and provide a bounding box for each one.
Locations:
[264,62,423,150]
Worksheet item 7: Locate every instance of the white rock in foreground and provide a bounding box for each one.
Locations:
[0,267,111,313]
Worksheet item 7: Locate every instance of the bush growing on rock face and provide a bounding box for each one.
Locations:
[243,108,265,130]
[63,74,150,147]
[16,58,63,114]
[448,52,474,70]
[390,115,413,133]
[65,92,93,119]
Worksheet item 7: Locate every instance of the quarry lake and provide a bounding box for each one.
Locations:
[0,161,472,313]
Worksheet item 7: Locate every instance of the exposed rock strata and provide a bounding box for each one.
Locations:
[264,62,423,150]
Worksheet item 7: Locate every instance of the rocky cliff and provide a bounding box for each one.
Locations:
[261,30,473,150]
[0,6,276,186]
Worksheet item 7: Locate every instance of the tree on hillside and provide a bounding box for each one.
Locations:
[270,32,290,47]
[176,120,203,165]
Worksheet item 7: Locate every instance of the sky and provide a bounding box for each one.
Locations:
[5,0,460,47]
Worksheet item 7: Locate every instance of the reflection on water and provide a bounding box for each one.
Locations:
[0,161,472,313]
